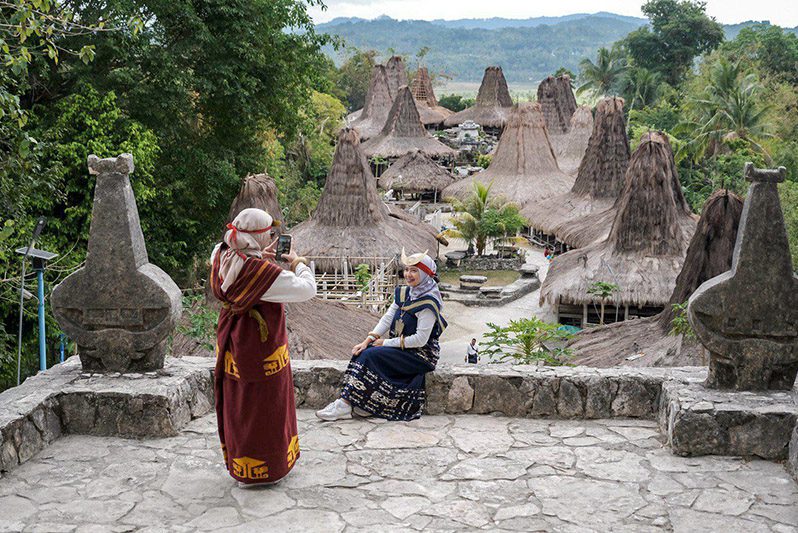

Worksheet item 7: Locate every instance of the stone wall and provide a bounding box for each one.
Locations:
[443,255,524,271]
[790,422,798,482]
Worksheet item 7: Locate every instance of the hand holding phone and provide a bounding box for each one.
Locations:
[276,234,292,261]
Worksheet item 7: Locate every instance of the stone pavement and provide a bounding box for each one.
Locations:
[1,411,795,532]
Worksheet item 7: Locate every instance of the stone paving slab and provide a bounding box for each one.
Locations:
[0,410,795,532]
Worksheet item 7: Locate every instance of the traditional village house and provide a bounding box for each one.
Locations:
[291,128,440,272]
[442,102,573,207]
[361,86,457,169]
[378,150,456,202]
[411,66,453,129]
[552,106,594,177]
[443,66,514,133]
[540,132,697,327]
[226,172,284,229]
[567,189,743,367]
[523,97,630,247]
[349,65,394,141]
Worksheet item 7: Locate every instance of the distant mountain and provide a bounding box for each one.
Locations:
[317,15,798,84]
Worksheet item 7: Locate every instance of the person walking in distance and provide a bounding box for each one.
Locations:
[466,338,479,364]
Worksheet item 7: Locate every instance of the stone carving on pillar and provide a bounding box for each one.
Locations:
[688,163,798,390]
[52,154,182,372]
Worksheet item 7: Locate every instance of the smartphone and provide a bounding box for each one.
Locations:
[276,234,292,260]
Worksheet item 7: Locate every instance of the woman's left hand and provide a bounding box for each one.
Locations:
[372,339,384,347]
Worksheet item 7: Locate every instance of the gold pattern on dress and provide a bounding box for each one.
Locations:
[224,350,240,378]
[232,457,269,480]
[248,309,270,343]
[263,344,290,376]
[221,443,228,463]
[286,435,300,468]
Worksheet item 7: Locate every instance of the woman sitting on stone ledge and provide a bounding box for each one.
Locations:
[210,208,316,486]
[317,250,447,421]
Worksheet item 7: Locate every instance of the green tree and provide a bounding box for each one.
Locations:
[623,0,724,86]
[438,94,473,112]
[721,25,798,85]
[445,181,526,256]
[780,180,798,270]
[576,47,628,97]
[337,48,378,111]
[587,281,620,325]
[620,67,662,110]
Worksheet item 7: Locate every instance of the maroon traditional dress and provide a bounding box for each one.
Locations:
[211,247,300,484]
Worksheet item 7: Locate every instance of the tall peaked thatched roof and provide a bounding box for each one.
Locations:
[291,128,438,269]
[443,102,573,204]
[350,65,394,141]
[385,56,409,98]
[412,67,454,127]
[227,172,284,228]
[443,66,514,129]
[524,98,629,236]
[550,105,594,177]
[566,189,744,368]
[540,132,697,309]
[378,150,456,193]
[537,75,578,135]
[361,86,457,159]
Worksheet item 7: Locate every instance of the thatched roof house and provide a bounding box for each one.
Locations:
[523,98,629,237]
[540,132,697,323]
[443,66,514,130]
[291,128,439,270]
[350,65,394,141]
[385,56,408,98]
[538,75,578,135]
[378,150,456,195]
[442,102,573,204]
[567,189,744,367]
[361,86,457,160]
[412,67,453,128]
[226,172,284,229]
[550,105,594,177]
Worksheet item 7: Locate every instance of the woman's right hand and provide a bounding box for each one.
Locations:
[352,339,370,356]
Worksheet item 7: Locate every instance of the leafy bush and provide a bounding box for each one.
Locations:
[669,301,696,338]
[481,318,574,366]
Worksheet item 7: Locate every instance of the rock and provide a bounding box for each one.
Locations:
[471,375,525,417]
[380,496,431,520]
[688,164,798,391]
[611,377,656,418]
[52,154,182,372]
[16,419,43,463]
[789,422,798,481]
[363,424,441,449]
[459,275,487,290]
[519,263,540,278]
[445,376,474,413]
[557,378,584,418]
[584,376,613,418]
[494,502,541,521]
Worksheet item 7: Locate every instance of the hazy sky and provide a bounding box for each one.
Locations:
[308,0,798,27]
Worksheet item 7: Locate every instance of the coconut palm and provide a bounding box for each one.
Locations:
[576,47,628,97]
[621,67,662,110]
[445,181,526,256]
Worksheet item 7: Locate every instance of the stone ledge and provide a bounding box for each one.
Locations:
[660,379,798,460]
[789,422,798,481]
[0,356,214,476]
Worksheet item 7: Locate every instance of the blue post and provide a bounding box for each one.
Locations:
[36,268,46,372]
[59,334,65,363]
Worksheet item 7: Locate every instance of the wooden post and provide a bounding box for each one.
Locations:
[624,305,629,320]
[582,303,588,328]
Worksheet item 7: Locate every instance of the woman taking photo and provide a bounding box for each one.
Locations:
[316,250,447,422]
[210,208,316,486]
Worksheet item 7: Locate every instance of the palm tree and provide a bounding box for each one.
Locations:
[681,59,773,160]
[445,181,525,256]
[576,47,628,97]
[621,67,662,110]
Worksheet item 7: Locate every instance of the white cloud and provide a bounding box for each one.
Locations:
[309,0,798,27]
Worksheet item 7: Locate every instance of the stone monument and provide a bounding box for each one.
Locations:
[688,163,798,390]
[52,154,182,372]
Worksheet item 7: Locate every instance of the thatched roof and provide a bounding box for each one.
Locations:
[291,128,439,270]
[412,67,454,127]
[537,75,578,135]
[540,132,697,309]
[350,65,394,141]
[443,66,514,129]
[226,172,284,228]
[566,189,744,367]
[442,102,573,204]
[385,56,408,98]
[287,299,380,360]
[549,105,594,177]
[361,86,457,160]
[523,98,629,236]
[378,150,456,193]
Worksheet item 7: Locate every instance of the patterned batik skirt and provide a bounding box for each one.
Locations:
[340,346,436,421]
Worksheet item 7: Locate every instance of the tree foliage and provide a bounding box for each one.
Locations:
[481,318,573,365]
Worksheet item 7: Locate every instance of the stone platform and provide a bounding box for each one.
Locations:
[0,357,213,476]
[0,411,795,532]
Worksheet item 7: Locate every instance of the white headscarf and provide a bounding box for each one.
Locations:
[214,208,274,292]
[401,249,443,307]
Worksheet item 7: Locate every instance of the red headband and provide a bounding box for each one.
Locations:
[226,223,272,247]
[413,261,435,278]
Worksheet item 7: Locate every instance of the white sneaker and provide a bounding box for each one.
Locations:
[315,398,352,421]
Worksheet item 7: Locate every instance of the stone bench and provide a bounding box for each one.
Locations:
[444,251,466,267]
[519,263,540,278]
[478,286,503,299]
[459,275,487,290]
